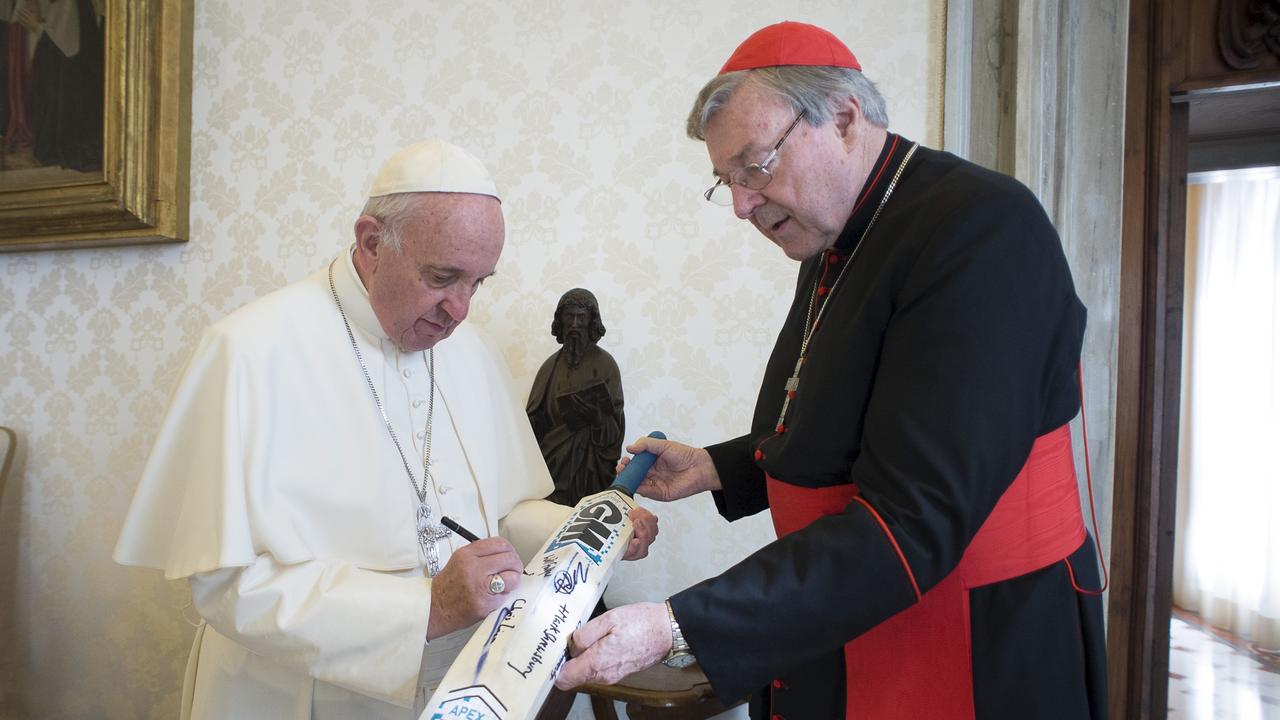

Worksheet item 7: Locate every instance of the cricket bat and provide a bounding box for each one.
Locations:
[418,431,667,720]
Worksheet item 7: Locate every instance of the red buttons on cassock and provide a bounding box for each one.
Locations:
[827,253,840,265]
[817,285,828,296]
[776,424,786,434]
[754,449,764,461]
[771,714,784,720]
[772,679,787,689]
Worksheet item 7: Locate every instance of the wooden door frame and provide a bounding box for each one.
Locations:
[1111,0,1280,716]
[1109,0,1185,718]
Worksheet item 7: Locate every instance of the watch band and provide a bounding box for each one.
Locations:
[665,599,691,657]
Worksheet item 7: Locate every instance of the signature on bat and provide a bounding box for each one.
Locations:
[552,559,590,595]
[473,597,527,679]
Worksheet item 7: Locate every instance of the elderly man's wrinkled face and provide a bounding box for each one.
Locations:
[359,194,503,353]
[704,82,855,261]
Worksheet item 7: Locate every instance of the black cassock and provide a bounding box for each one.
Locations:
[669,136,1107,719]
[32,0,104,172]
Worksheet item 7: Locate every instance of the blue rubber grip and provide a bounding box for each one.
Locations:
[609,431,667,497]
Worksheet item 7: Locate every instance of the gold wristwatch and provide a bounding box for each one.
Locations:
[662,599,697,669]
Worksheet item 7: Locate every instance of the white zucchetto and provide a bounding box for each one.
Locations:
[368,139,500,201]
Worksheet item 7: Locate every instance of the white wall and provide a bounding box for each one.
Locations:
[0,1,942,717]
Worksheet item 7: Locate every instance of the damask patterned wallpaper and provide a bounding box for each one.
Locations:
[0,1,942,717]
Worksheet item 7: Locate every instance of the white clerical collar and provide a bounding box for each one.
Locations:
[334,243,392,344]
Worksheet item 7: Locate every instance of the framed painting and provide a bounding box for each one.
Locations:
[0,0,191,252]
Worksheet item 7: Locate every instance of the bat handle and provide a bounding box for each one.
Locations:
[609,430,667,497]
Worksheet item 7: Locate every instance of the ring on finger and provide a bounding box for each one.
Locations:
[487,573,506,595]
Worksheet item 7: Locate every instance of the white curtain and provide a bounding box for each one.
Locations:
[1173,167,1280,649]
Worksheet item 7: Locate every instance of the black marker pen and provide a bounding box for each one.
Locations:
[441,515,481,542]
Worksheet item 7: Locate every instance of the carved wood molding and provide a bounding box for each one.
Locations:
[1219,0,1280,70]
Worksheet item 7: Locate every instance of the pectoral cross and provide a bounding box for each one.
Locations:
[416,502,451,576]
[775,356,804,429]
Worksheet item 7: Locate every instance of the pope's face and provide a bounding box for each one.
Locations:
[704,82,857,262]
[358,194,504,353]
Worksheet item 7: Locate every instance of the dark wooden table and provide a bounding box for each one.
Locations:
[579,663,744,720]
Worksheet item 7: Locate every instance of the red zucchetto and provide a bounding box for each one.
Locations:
[720,21,862,74]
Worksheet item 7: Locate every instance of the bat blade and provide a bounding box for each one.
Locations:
[419,432,665,720]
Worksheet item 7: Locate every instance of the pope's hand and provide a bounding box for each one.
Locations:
[616,436,722,502]
[425,537,523,640]
[622,507,659,561]
[554,602,670,689]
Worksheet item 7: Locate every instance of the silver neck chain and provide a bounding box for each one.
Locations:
[774,143,918,432]
[800,142,919,356]
[328,258,447,575]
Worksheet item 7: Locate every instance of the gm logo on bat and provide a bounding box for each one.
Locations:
[545,496,627,565]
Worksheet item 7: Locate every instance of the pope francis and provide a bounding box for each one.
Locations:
[114,139,658,719]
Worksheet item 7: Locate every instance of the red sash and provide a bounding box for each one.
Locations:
[764,425,1085,719]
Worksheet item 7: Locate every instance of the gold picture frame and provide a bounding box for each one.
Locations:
[0,0,192,252]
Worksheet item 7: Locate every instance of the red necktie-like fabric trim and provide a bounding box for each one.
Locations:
[849,494,922,601]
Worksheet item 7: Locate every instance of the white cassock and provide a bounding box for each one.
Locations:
[114,247,570,719]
